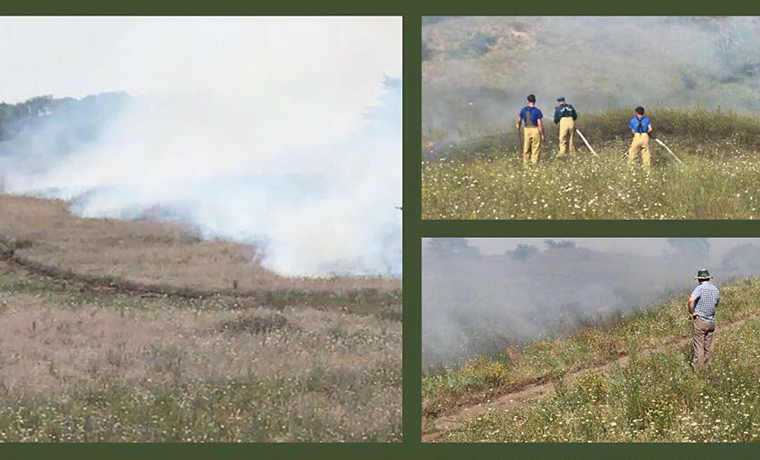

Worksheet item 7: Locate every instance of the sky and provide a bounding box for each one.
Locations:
[0,16,401,105]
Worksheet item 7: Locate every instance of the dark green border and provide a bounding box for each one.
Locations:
[1,2,760,458]
[0,0,758,14]
[404,9,424,450]
[421,220,760,237]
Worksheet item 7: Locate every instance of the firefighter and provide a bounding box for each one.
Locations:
[628,106,653,168]
[553,96,577,158]
[516,94,546,166]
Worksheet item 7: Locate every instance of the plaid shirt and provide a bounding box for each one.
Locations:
[691,282,720,322]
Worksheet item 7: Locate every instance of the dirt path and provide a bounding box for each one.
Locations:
[0,234,261,301]
[423,312,756,442]
[0,234,399,315]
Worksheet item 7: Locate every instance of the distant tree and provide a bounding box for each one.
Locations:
[511,244,539,262]
[544,239,576,249]
[0,92,129,144]
[426,238,481,258]
[666,238,710,261]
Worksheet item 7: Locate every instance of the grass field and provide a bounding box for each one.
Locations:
[0,194,401,442]
[422,109,760,220]
[423,277,760,442]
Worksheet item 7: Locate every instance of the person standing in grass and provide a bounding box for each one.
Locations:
[517,94,546,166]
[628,106,653,168]
[689,268,720,371]
[553,96,577,158]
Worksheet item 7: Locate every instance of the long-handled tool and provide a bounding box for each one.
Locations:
[575,129,599,158]
[653,137,685,166]
[516,124,523,157]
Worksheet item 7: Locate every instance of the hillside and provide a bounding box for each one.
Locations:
[0,194,401,442]
[422,16,760,134]
[423,276,760,442]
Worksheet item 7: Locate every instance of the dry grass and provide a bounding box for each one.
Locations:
[0,195,402,442]
[0,194,399,293]
[422,109,760,220]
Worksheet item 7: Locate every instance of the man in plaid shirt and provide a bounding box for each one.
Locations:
[688,269,720,370]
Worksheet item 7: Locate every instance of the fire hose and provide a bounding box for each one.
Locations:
[654,137,685,166]
[575,129,599,158]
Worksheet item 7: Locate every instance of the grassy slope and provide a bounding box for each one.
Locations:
[0,197,402,442]
[423,276,760,431]
[454,316,760,442]
[422,109,760,220]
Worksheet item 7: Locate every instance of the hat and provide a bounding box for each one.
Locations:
[696,268,712,281]
[557,96,565,102]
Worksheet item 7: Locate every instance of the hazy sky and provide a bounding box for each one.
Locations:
[466,238,760,265]
[0,16,402,104]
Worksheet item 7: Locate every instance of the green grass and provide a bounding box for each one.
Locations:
[0,265,402,442]
[422,109,760,220]
[0,371,401,442]
[449,316,760,442]
[423,277,760,420]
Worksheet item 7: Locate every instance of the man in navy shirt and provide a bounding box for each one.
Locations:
[628,106,653,168]
[516,94,546,166]
[553,96,578,158]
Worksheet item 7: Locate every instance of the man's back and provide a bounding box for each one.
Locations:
[520,106,542,127]
[554,104,577,123]
[691,282,720,322]
[629,116,651,133]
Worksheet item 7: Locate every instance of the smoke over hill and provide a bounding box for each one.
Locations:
[0,17,401,277]
[422,238,760,368]
[423,16,760,136]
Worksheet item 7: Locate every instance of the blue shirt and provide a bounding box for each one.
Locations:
[519,106,543,127]
[691,282,720,322]
[629,116,651,134]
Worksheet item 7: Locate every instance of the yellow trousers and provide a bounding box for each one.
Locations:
[523,126,541,165]
[558,118,576,157]
[629,133,651,168]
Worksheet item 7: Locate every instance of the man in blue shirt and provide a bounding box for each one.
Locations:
[516,94,546,166]
[628,106,653,168]
[553,96,578,158]
[688,268,720,370]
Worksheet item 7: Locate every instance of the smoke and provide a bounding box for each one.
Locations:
[0,17,402,277]
[422,16,760,136]
[422,238,760,368]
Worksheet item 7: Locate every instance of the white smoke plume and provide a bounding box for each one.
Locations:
[0,17,402,276]
[423,238,760,368]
